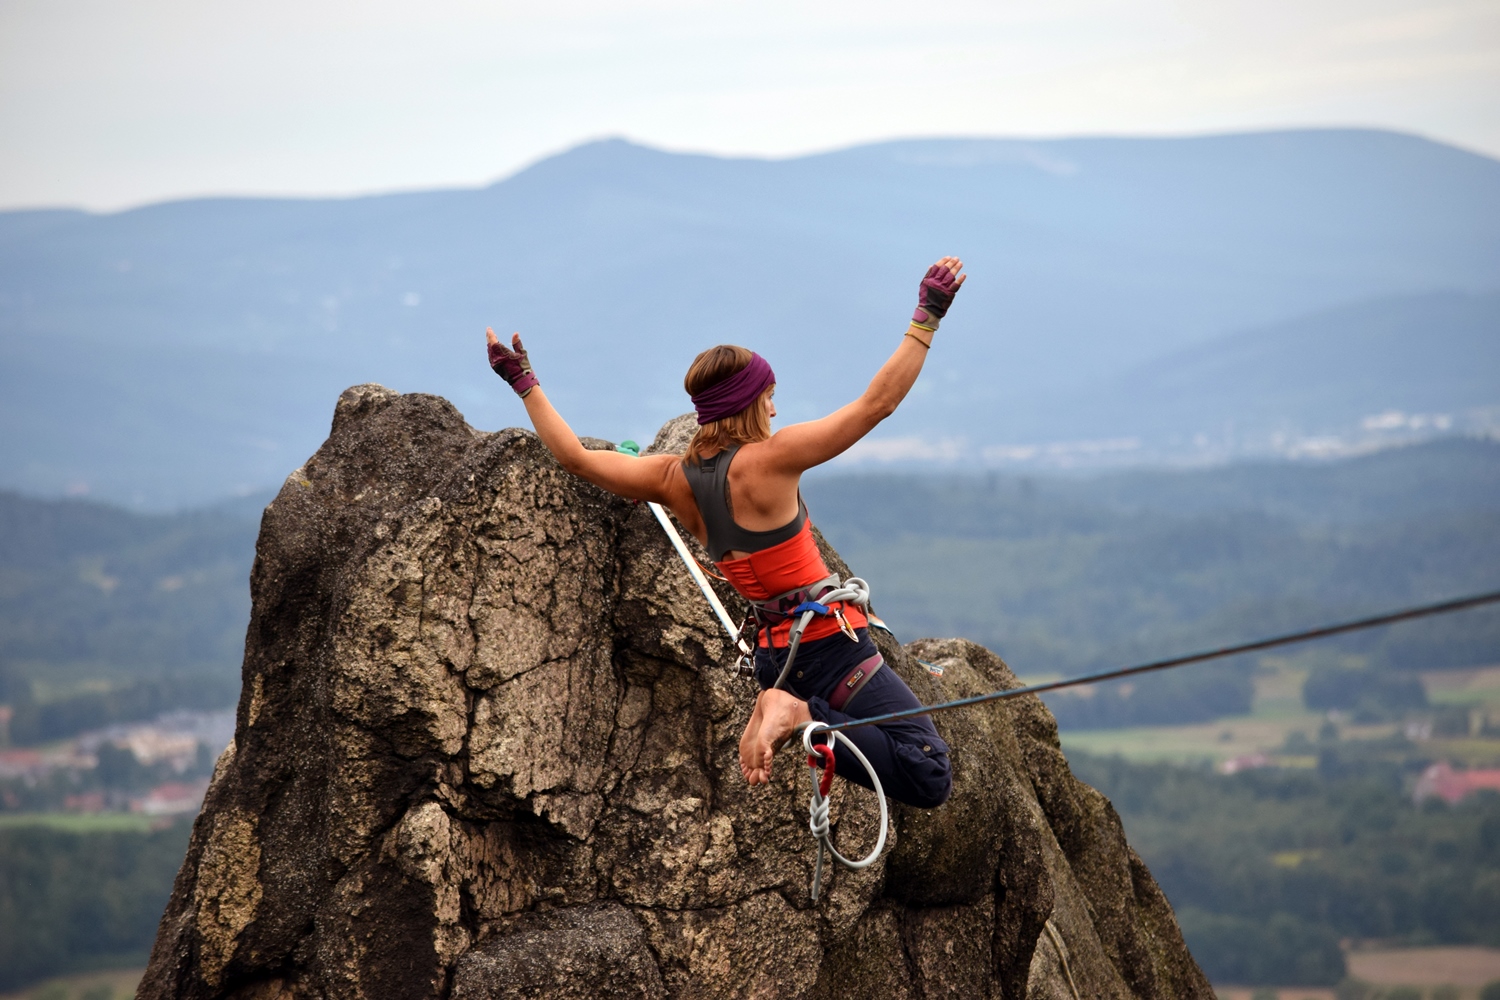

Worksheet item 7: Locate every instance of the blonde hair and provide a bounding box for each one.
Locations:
[683,345,773,466]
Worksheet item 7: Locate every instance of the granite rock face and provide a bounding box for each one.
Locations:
[140,386,1214,1000]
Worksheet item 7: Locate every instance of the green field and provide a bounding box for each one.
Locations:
[0,814,167,834]
[0,966,142,1000]
[1056,659,1500,767]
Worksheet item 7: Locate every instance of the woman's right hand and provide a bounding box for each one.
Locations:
[486,327,539,397]
[912,256,966,329]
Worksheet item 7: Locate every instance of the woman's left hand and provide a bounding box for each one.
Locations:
[912,256,966,328]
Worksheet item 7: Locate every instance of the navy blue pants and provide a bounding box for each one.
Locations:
[755,628,952,809]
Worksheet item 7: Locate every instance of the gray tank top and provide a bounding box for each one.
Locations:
[683,446,808,562]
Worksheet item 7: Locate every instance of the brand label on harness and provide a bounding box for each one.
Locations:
[845,669,865,688]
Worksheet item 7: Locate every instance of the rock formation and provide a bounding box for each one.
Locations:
[140,386,1214,1000]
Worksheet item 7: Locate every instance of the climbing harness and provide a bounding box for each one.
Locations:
[802,722,888,903]
[762,576,873,690]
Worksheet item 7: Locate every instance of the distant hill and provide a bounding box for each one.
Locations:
[0,491,252,742]
[1044,290,1500,458]
[1,129,1497,507]
[0,489,254,677]
[811,435,1500,531]
[1044,435,1500,525]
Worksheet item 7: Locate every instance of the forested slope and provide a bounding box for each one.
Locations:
[0,492,252,742]
[1073,752,1500,986]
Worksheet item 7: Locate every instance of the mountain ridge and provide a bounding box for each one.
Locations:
[2,128,1495,506]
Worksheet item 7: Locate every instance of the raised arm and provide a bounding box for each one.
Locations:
[485,328,680,502]
[762,256,965,473]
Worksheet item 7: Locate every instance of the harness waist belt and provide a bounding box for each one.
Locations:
[747,574,841,620]
[827,653,884,713]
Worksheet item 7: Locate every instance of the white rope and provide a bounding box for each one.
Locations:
[802,722,888,902]
[1044,919,1082,1000]
[647,501,753,663]
[817,577,872,610]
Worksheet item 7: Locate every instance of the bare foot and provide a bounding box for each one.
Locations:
[739,698,766,783]
[742,688,813,785]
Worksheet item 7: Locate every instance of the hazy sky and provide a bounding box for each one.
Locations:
[2,0,1497,211]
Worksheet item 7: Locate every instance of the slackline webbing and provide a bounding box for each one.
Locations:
[815,589,1500,735]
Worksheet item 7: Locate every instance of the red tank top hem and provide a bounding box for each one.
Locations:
[714,520,868,647]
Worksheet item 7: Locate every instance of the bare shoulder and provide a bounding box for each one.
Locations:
[656,454,710,540]
[652,453,697,506]
[732,437,779,466]
[723,439,779,482]
[655,452,688,484]
[751,421,826,472]
[645,453,687,490]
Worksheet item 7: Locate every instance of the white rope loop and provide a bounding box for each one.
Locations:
[801,721,889,901]
[817,576,871,610]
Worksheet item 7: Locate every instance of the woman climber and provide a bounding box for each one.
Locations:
[484,257,965,809]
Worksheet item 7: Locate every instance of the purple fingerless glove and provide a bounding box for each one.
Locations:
[488,335,539,397]
[912,264,961,327]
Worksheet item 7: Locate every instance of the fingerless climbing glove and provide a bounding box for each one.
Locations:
[489,334,539,397]
[912,264,962,330]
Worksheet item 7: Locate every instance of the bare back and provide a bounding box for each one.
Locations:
[662,439,802,559]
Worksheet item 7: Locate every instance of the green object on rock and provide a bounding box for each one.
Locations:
[616,439,640,456]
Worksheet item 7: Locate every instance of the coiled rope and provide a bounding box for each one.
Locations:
[802,722,888,903]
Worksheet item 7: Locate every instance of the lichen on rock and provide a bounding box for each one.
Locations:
[139,387,1214,1000]
[192,809,263,987]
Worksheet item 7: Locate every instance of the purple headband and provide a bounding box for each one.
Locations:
[691,352,776,425]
